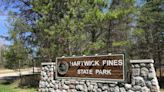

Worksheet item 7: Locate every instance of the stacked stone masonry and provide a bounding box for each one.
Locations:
[39,59,160,92]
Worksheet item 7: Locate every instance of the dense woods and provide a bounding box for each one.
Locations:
[0,0,163,72]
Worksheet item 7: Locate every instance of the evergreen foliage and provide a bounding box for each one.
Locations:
[0,0,163,69]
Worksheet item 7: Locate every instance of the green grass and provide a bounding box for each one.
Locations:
[0,81,37,92]
[0,84,15,92]
[0,80,164,92]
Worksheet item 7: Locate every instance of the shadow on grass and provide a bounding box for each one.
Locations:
[0,78,16,85]
[18,74,40,88]
[0,74,39,89]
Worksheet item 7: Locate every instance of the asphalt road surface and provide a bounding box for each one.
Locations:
[0,68,40,79]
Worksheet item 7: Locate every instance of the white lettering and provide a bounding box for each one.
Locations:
[118,59,123,66]
[70,61,80,66]
[84,61,92,66]
[95,69,111,75]
[102,60,123,66]
[70,61,100,66]
[77,69,93,74]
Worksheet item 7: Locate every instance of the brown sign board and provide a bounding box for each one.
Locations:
[55,54,125,81]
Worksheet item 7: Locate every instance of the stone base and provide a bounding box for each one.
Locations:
[39,59,160,92]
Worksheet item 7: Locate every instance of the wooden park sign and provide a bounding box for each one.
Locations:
[55,54,125,81]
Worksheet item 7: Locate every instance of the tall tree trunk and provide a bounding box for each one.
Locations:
[107,21,113,53]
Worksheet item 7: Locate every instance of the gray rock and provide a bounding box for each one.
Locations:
[120,87,126,92]
[114,86,120,92]
[88,84,94,91]
[147,63,153,68]
[125,84,132,90]
[45,88,49,92]
[148,72,154,79]
[70,89,77,92]
[75,81,79,84]
[140,63,146,67]
[50,68,53,72]
[134,64,140,68]
[62,90,67,92]
[38,88,41,92]
[69,89,77,92]
[151,79,157,86]
[69,80,76,84]
[49,83,54,88]
[40,88,46,92]
[55,89,62,92]
[66,89,71,92]
[141,86,150,92]
[132,68,140,76]
[58,83,62,89]
[76,85,84,91]
[83,84,88,92]
[64,81,70,85]
[149,68,153,72]
[132,76,145,86]
[93,85,98,89]
[42,72,47,77]
[133,85,141,91]
[91,82,97,85]
[145,81,152,88]
[61,79,65,85]
[79,81,85,85]
[127,90,134,92]
[92,88,97,92]
[131,64,134,68]
[151,85,159,92]
[45,66,49,71]
[69,84,75,89]
[102,90,108,92]
[46,82,50,87]
[63,84,69,89]
[97,88,102,92]
[46,76,50,80]
[102,85,109,91]
[39,81,45,88]
[38,88,42,92]
[141,67,149,78]
[108,87,115,91]
[53,67,56,71]
[41,67,44,70]
[86,80,91,86]
[109,83,117,87]
[51,80,56,85]
[49,88,55,92]
[97,83,103,88]
[42,77,47,81]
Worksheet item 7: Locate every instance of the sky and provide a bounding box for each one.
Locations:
[0,14,9,45]
[0,1,23,46]
[0,0,10,45]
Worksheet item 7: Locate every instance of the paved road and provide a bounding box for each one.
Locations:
[0,68,40,79]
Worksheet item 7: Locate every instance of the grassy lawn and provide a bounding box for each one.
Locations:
[0,80,37,92]
[161,89,164,92]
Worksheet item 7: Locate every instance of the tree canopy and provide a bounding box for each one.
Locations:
[0,0,163,69]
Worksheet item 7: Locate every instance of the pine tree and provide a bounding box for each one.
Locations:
[134,0,164,63]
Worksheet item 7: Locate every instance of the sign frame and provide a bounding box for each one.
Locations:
[55,54,125,82]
